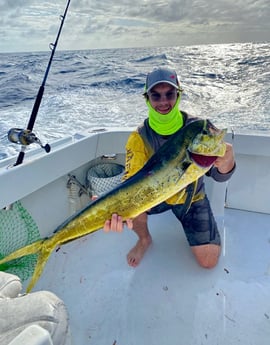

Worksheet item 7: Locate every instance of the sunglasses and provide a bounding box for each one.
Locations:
[147,90,179,102]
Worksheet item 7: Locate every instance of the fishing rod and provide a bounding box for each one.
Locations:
[8,0,71,166]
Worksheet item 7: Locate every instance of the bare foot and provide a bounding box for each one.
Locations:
[127,236,152,267]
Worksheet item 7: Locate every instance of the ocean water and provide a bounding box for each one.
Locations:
[0,42,269,160]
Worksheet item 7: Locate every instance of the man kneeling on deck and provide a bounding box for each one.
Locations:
[103,67,235,268]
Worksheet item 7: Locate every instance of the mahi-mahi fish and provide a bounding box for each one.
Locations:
[0,119,226,291]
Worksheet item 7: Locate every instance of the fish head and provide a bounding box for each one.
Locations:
[188,120,227,168]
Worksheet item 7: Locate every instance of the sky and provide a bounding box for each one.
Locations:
[0,0,269,53]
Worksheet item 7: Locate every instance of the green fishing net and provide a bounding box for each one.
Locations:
[0,201,40,281]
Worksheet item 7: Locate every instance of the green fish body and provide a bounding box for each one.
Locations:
[0,119,226,291]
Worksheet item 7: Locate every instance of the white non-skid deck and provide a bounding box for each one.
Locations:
[32,207,270,345]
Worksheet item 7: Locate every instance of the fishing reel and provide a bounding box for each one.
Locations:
[8,128,51,153]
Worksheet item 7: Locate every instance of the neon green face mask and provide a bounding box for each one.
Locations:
[147,96,183,135]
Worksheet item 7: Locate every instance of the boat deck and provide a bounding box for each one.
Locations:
[32,207,270,345]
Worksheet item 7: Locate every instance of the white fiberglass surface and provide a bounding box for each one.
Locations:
[32,208,270,345]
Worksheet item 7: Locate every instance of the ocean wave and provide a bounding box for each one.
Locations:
[132,53,168,63]
[0,42,269,159]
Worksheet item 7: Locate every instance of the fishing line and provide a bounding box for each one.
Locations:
[8,0,71,166]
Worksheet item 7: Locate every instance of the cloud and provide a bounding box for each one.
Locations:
[0,0,269,52]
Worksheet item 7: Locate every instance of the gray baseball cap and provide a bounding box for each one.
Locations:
[145,68,180,92]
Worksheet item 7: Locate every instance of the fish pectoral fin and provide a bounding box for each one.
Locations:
[0,240,44,265]
[172,189,186,204]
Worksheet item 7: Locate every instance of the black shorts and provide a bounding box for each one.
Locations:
[147,196,221,247]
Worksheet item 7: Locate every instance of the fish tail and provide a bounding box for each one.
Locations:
[0,239,44,265]
[26,245,53,292]
[0,237,58,292]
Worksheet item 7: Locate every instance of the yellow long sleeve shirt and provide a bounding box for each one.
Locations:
[123,131,197,205]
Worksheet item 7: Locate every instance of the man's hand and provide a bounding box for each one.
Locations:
[214,142,235,174]
[103,213,133,232]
